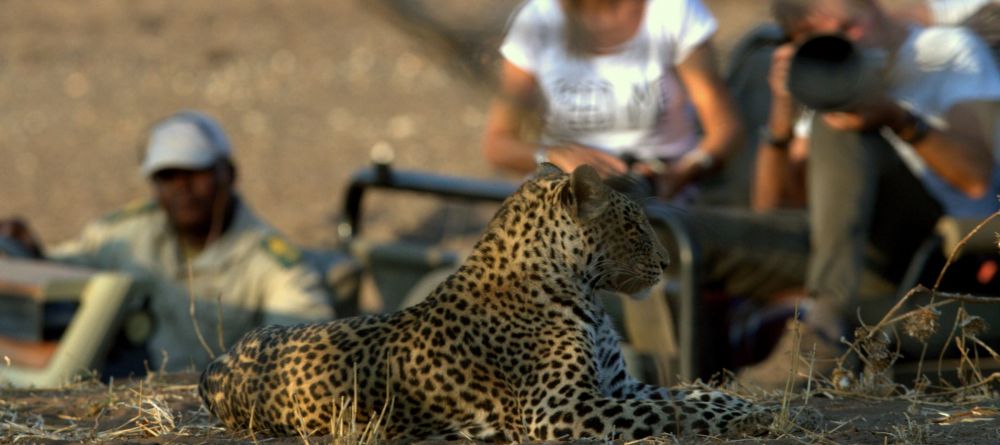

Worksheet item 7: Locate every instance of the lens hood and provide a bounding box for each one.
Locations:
[787,34,883,111]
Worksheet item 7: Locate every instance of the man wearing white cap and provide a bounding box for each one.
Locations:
[0,110,335,373]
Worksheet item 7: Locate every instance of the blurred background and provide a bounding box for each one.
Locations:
[0,0,773,249]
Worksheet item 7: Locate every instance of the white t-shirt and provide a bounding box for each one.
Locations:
[883,25,1000,217]
[500,0,717,161]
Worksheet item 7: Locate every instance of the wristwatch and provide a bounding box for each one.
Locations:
[895,110,931,145]
[685,149,716,172]
[759,126,793,150]
[534,146,549,165]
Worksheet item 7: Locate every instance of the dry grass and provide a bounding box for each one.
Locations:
[0,375,224,443]
[0,372,396,444]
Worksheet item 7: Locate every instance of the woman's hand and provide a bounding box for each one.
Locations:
[643,150,715,200]
[545,143,629,178]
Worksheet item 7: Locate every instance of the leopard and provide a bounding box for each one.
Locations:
[198,164,774,441]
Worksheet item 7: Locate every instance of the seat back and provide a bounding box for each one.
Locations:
[350,240,458,313]
[0,272,135,388]
[335,165,514,314]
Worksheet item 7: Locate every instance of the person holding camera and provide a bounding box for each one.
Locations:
[480,0,743,202]
[740,0,1000,389]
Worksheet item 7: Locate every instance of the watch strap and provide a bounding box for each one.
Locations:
[896,110,931,145]
[759,126,793,150]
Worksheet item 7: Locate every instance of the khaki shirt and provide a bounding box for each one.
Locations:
[49,197,334,372]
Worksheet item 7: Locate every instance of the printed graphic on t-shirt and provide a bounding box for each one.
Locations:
[547,75,667,135]
[628,75,668,128]
[548,78,615,133]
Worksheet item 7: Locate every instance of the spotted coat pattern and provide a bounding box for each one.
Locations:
[199,165,772,441]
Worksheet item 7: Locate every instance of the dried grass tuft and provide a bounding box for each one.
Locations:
[959,313,989,337]
[820,208,1000,404]
[902,307,940,343]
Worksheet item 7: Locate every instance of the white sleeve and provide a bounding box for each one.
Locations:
[671,0,719,65]
[794,109,815,139]
[499,0,547,73]
[928,0,992,25]
[48,220,118,269]
[934,29,1000,108]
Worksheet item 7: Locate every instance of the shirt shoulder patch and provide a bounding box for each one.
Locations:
[260,234,302,268]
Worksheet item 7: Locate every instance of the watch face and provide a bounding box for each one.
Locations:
[903,112,930,145]
[697,152,715,170]
[534,148,549,165]
[760,126,791,149]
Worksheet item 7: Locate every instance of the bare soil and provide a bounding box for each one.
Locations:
[1,1,997,444]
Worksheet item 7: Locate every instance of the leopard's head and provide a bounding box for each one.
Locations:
[534,163,670,295]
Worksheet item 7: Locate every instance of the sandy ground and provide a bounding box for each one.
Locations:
[0,0,495,248]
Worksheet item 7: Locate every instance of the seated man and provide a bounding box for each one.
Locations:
[0,110,335,374]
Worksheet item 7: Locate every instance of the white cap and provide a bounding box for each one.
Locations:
[141,111,231,177]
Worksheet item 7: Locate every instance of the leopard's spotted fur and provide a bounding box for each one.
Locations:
[199,165,772,441]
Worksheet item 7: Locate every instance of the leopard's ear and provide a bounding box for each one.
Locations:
[532,162,563,179]
[567,165,609,222]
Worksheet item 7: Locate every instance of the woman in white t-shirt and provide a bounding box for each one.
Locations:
[481,0,743,200]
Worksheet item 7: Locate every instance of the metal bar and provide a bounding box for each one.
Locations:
[341,165,518,240]
[644,205,701,382]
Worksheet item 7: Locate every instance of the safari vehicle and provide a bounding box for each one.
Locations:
[328,160,705,387]
[3,155,998,389]
[323,159,1000,387]
[0,158,706,388]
